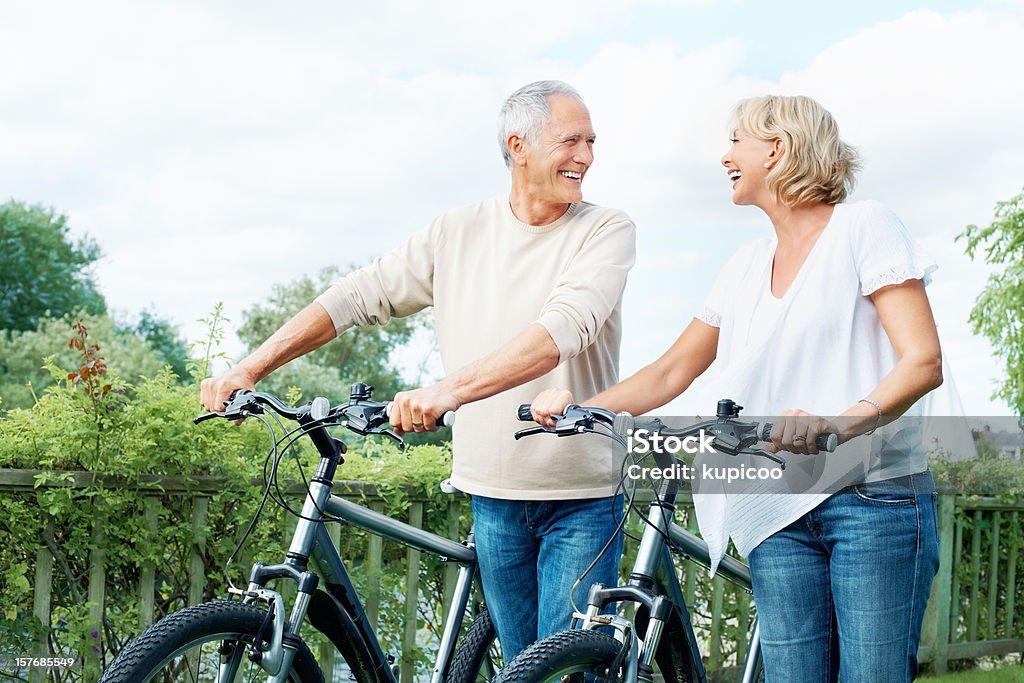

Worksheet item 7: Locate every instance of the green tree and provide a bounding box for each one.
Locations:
[238,266,433,403]
[0,314,167,410]
[0,201,105,331]
[959,186,1024,412]
[117,308,191,382]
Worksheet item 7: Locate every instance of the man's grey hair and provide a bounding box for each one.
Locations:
[498,80,584,170]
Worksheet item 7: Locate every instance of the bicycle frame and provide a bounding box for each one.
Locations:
[571,450,763,683]
[233,440,480,683]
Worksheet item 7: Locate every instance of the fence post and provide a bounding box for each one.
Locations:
[402,502,424,683]
[139,496,159,630]
[922,493,954,674]
[29,518,54,683]
[85,502,107,682]
[189,496,209,607]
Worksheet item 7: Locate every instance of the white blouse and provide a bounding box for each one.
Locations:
[692,200,937,572]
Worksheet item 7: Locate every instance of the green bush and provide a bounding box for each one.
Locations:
[0,321,465,679]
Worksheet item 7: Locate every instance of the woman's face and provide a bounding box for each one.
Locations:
[721,128,778,207]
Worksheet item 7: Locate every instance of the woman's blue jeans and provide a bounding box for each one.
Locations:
[471,494,624,662]
[748,471,940,682]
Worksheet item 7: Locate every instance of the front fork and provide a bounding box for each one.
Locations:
[574,594,671,683]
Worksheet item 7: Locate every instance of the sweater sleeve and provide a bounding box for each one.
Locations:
[314,217,440,335]
[535,216,636,363]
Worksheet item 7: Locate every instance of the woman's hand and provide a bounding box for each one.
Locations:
[767,409,841,455]
[530,389,575,427]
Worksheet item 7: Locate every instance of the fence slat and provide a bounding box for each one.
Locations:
[685,509,697,607]
[442,499,460,626]
[923,494,955,673]
[968,510,983,642]
[709,575,725,669]
[1007,511,1019,638]
[139,497,159,629]
[950,509,963,643]
[366,502,385,630]
[320,521,343,680]
[987,511,1001,639]
[736,587,750,666]
[402,502,424,683]
[29,518,54,683]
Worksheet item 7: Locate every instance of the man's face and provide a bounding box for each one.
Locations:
[520,95,595,205]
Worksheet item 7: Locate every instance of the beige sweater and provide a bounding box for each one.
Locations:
[315,197,636,499]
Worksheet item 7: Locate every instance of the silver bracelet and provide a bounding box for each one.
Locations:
[859,398,882,435]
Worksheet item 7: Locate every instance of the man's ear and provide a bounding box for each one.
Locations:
[508,134,528,167]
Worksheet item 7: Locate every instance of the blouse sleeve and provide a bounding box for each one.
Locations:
[851,200,937,296]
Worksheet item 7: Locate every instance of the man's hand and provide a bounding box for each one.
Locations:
[530,389,575,427]
[200,366,258,413]
[389,383,462,434]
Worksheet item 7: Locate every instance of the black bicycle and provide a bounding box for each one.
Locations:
[100,383,500,683]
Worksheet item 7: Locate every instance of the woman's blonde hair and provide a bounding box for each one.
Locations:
[731,95,861,207]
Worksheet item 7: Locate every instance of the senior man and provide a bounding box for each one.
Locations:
[200,80,636,660]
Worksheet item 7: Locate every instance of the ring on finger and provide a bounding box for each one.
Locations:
[412,421,424,428]
[792,434,807,443]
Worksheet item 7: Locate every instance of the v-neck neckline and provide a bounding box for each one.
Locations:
[766,204,841,302]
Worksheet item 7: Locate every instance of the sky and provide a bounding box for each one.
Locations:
[2,0,1022,415]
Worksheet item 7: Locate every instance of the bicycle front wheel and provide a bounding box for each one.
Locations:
[100,600,323,683]
[493,629,622,682]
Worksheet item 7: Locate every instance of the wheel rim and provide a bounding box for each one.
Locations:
[138,630,277,683]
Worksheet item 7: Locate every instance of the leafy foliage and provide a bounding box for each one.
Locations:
[0,201,105,332]
[958,187,1024,412]
[116,309,190,383]
[0,313,168,411]
[0,319,464,680]
[238,266,432,401]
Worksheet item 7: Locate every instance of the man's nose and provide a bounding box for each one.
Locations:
[575,142,594,166]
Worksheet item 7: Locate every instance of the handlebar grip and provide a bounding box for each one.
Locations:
[517,404,534,421]
[759,422,838,453]
[385,402,457,429]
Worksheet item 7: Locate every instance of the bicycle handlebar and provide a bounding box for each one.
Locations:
[194,384,455,443]
[515,401,838,454]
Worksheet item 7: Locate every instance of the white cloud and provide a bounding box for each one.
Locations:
[1,3,1020,414]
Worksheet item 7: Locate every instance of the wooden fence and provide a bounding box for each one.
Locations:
[1,468,1021,681]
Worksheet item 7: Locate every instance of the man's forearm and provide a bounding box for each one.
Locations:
[239,302,338,382]
[442,323,560,404]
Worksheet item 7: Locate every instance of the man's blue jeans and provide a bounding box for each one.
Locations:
[471,494,624,662]
[748,471,940,682]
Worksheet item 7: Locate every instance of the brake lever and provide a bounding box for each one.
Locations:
[514,426,552,440]
[741,447,786,469]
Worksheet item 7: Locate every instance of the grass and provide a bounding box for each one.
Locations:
[919,666,1024,682]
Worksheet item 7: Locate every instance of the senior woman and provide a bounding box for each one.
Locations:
[530,95,942,682]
